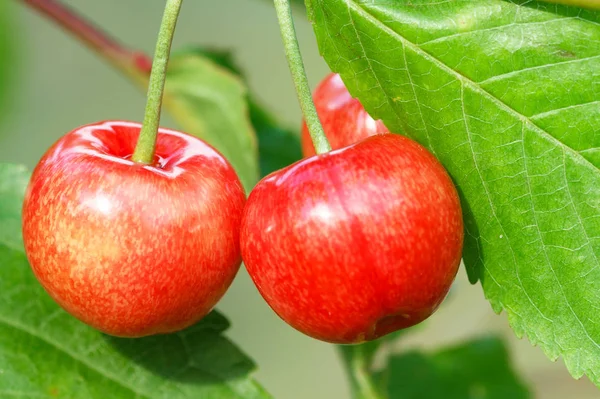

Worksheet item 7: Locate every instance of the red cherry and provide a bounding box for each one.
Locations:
[241,134,463,344]
[301,73,389,157]
[22,121,246,337]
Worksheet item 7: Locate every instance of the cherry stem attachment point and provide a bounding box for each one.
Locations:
[132,0,183,164]
[273,0,331,155]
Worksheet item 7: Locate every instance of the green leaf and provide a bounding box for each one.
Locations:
[384,337,530,399]
[0,164,28,250]
[177,48,303,178]
[307,0,600,386]
[0,163,271,399]
[165,52,259,192]
[248,99,303,177]
[542,0,600,10]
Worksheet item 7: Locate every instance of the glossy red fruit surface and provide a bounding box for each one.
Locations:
[301,73,389,157]
[241,134,463,344]
[22,121,246,337]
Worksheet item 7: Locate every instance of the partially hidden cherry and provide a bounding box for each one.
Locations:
[301,73,389,157]
[241,133,463,344]
[22,121,246,337]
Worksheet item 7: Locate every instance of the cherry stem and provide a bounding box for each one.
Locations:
[273,0,331,155]
[20,0,152,83]
[20,0,181,165]
[347,345,386,399]
[132,0,183,164]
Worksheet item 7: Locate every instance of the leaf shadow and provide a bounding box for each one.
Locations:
[103,310,257,385]
[454,185,485,285]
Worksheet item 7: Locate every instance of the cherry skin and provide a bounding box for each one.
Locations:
[301,73,389,157]
[22,121,246,338]
[241,134,463,344]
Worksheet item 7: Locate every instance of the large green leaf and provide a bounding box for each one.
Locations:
[165,52,259,192]
[0,163,271,399]
[307,0,600,386]
[384,337,530,399]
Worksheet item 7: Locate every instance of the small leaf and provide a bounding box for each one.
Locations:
[0,164,28,250]
[307,0,600,386]
[0,163,271,399]
[248,99,303,177]
[178,48,303,178]
[165,52,259,192]
[384,337,530,399]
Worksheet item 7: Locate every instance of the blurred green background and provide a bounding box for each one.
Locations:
[1,1,598,397]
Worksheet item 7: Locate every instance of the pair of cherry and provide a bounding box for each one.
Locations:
[21,73,463,344]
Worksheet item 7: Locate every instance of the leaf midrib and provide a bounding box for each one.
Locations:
[341,0,439,157]
[346,0,599,174]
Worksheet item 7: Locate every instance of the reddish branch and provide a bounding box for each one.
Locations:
[21,0,153,78]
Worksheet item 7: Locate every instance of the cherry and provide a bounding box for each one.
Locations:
[241,134,463,344]
[22,121,246,337]
[301,73,389,157]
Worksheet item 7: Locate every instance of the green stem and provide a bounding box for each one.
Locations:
[350,345,386,399]
[131,0,183,164]
[338,345,387,399]
[273,0,331,155]
[20,0,199,140]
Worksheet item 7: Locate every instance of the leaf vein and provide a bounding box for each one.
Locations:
[342,1,432,153]
[419,16,575,46]
[530,99,600,120]
[521,123,600,350]
[479,54,600,85]
[460,84,549,322]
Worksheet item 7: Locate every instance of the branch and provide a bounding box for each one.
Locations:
[20,0,152,86]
